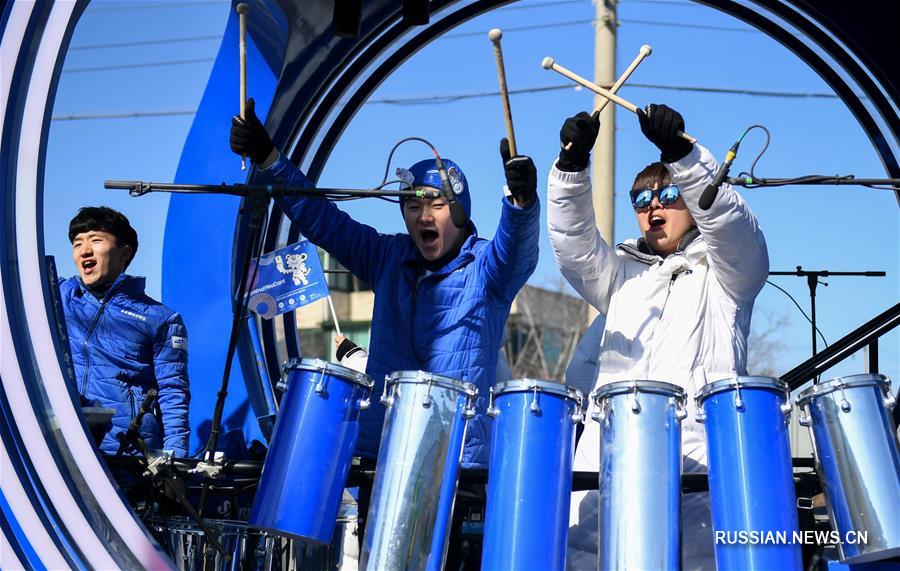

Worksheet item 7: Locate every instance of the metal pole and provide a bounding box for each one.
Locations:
[589,0,617,322]
[592,0,617,249]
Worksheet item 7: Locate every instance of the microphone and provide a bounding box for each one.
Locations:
[115,388,158,456]
[434,155,469,228]
[699,140,739,210]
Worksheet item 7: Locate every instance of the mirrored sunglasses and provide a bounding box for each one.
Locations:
[630,184,681,209]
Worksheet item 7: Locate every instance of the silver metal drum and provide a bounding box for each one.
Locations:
[797,373,900,564]
[360,370,478,571]
[592,380,687,571]
[264,494,360,571]
[150,518,263,571]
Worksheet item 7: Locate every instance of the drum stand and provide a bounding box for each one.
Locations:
[768,267,885,380]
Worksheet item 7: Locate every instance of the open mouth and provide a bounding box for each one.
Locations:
[649,215,666,232]
[420,229,438,246]
[82,259,97,273]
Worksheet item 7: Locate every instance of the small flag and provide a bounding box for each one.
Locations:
[245,239,330,319]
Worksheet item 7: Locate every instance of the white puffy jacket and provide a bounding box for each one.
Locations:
[548,144,769,569]
[565,314,606,397]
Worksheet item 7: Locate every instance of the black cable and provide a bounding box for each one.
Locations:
[379,136,441,188]
[765,279,829,349]
[739,125,771,181]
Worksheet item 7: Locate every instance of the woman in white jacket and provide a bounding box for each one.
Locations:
[548,105,769,569]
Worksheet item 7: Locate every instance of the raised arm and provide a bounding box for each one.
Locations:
[639,104,768,302]
[154,313,190,456]
[547,112,621,313]
[231,98,395,286]
[480,138,540,303]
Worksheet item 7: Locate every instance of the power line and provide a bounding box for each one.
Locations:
[51,81,839,121]
[62,57,214,74]
[445,19,589,38]
[620,0,701,6]
[364,82,840,105]
[620,18,754,33]
[88,1,222,13]
[495,1,588,12]
[63,16,753,53]
[51,110,195,122]
[69,35,221,51]
[496,0,699,9]
[443,17,754,39]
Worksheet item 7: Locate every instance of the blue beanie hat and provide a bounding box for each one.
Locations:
[398,158,471,219]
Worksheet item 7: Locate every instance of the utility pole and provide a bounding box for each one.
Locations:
[589,0,617,321]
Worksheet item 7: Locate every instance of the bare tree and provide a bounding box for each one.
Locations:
[746,309,791,377]
[503,284,591,381]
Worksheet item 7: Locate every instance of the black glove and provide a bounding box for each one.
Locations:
[637,103,694,163]
[230,98,275,165]
[500,138,537,206]
[557,111,600,172]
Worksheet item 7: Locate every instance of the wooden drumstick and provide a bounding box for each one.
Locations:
[488,28,517,157]
[543,55,697,144]
[597,44,651,114]
[563,44,653,150]
[237,3,249,171]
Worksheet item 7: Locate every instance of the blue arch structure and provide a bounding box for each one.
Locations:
[1,0,896,566]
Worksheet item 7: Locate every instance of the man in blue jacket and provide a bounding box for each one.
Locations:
[231,99,539,469]
[60,206,191,457]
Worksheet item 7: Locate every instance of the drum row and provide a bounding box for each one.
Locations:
[233,360,899,570]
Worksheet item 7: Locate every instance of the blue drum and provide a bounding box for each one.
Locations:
[593,380,687,570]
[361,370,478,571]
[696,376,802,570]
[481,379,584,571]
[797,373,900,564]
[250,358,373,543]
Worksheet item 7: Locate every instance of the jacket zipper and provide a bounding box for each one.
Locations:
[644,270,683,376]
[659,271,684,321]
[409,277,424,367]
[80,283,122,395]
[128,387,136,419]
[81,299,109,394]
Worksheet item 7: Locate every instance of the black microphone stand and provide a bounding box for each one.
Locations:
[105,179,438,200]
[728,175,900,190]
[769,266,886,382]
[115,388,158,457]
[105,178,432,515]
[111,387,232,561]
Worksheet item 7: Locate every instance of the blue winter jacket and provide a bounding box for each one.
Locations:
[59,274,191,457]
[260,154,539,467]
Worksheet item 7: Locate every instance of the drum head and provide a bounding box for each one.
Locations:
[493,378,583,401]
[592,379,685,403]
[387,370,477,396]
[286,358,374,388]
[697,376,787,403]
[797,373,891,406]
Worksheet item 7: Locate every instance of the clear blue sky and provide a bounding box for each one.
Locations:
[45,0,898,386]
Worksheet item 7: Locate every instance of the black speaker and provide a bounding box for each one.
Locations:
[333,0,362,38]
[402,0,429,25]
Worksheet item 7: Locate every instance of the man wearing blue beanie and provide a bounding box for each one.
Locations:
[230,99,539,470]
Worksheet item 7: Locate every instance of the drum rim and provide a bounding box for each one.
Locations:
[386,369,477,395]
[696,376,787,402]
[493,378,583,400]
[592,379,686,401]
[796,373,891,404]
[147,516,255,532]
[287,357,374,388]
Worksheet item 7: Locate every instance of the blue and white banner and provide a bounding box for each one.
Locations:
[246,240,330,319]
